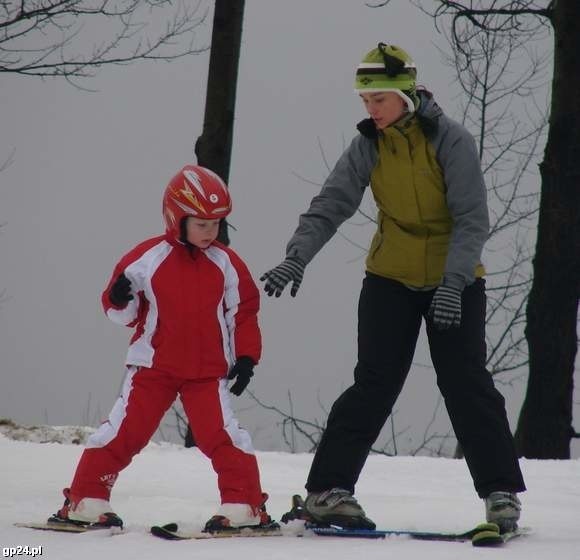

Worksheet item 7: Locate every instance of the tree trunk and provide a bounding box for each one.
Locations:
[194,0,245,246]
[185,0,245,449]
[515,0,580,459]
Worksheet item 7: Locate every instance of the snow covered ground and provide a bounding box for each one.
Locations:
[1,429,579,560]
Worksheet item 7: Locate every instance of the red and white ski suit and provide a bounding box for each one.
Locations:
[69,235,264,507]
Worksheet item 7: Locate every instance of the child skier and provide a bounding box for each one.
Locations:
[49,165,276,533]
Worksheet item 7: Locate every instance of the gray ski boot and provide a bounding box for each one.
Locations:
[485,491,521,533]
[304,488,376,530]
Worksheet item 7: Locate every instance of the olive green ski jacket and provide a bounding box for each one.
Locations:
[286,91,488,290]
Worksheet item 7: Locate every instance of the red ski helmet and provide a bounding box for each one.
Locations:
[162,165,232,240]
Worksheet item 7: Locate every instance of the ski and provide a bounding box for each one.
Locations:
[282,494,530,545]
[14,521,122,535]
[150,522,282,540]
[307,522,498,541]
[15,512,123,535]
[308,523,530,545]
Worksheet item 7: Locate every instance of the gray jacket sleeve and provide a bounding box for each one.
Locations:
[286,134,377,264]
[436,116,490,290]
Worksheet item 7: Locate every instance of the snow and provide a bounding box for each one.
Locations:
[1,430,579,560]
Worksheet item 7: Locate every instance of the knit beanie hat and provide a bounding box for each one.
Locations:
[354,43,418,113]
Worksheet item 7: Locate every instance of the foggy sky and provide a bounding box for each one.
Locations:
[2,1,569,456]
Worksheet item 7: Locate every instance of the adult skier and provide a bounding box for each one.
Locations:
[261,43,526,532]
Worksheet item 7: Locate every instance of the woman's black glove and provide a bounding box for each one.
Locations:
[428,285,462,329]
[260,256,306,297]
[109,273,134,307]
[228,356,255,396]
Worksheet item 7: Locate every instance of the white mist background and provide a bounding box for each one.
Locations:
[1,1,574,456]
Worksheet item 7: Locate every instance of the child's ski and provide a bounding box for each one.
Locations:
[14,521,122,534]
[150,522,282,540]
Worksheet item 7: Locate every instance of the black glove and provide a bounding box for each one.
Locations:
[428,285,462,329]
[260,256,306,297]
[109,273,134,307]
[228,356,255,396]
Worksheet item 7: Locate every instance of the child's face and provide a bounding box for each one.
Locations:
[185,217,220,249]
[360,91,406,129]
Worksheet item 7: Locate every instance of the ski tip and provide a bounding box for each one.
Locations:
[150,524,184,540]
[472,525,531,547]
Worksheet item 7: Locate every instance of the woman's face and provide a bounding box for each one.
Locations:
[360,91,406,129]
[185,217,220,248]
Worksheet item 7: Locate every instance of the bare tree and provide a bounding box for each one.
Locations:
[445,27,548,384]
[194,0,245,245]
[433,20,550,458]
[514,0,580,458]
[0,1,208,84]
[248,390,333,454]
[246,389,458,457]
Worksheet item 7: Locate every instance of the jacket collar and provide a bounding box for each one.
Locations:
[357,90,441,140]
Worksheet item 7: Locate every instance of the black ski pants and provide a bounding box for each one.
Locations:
[306,273,526,499]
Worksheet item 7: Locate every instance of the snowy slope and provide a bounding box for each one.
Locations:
[1,432,579,560]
